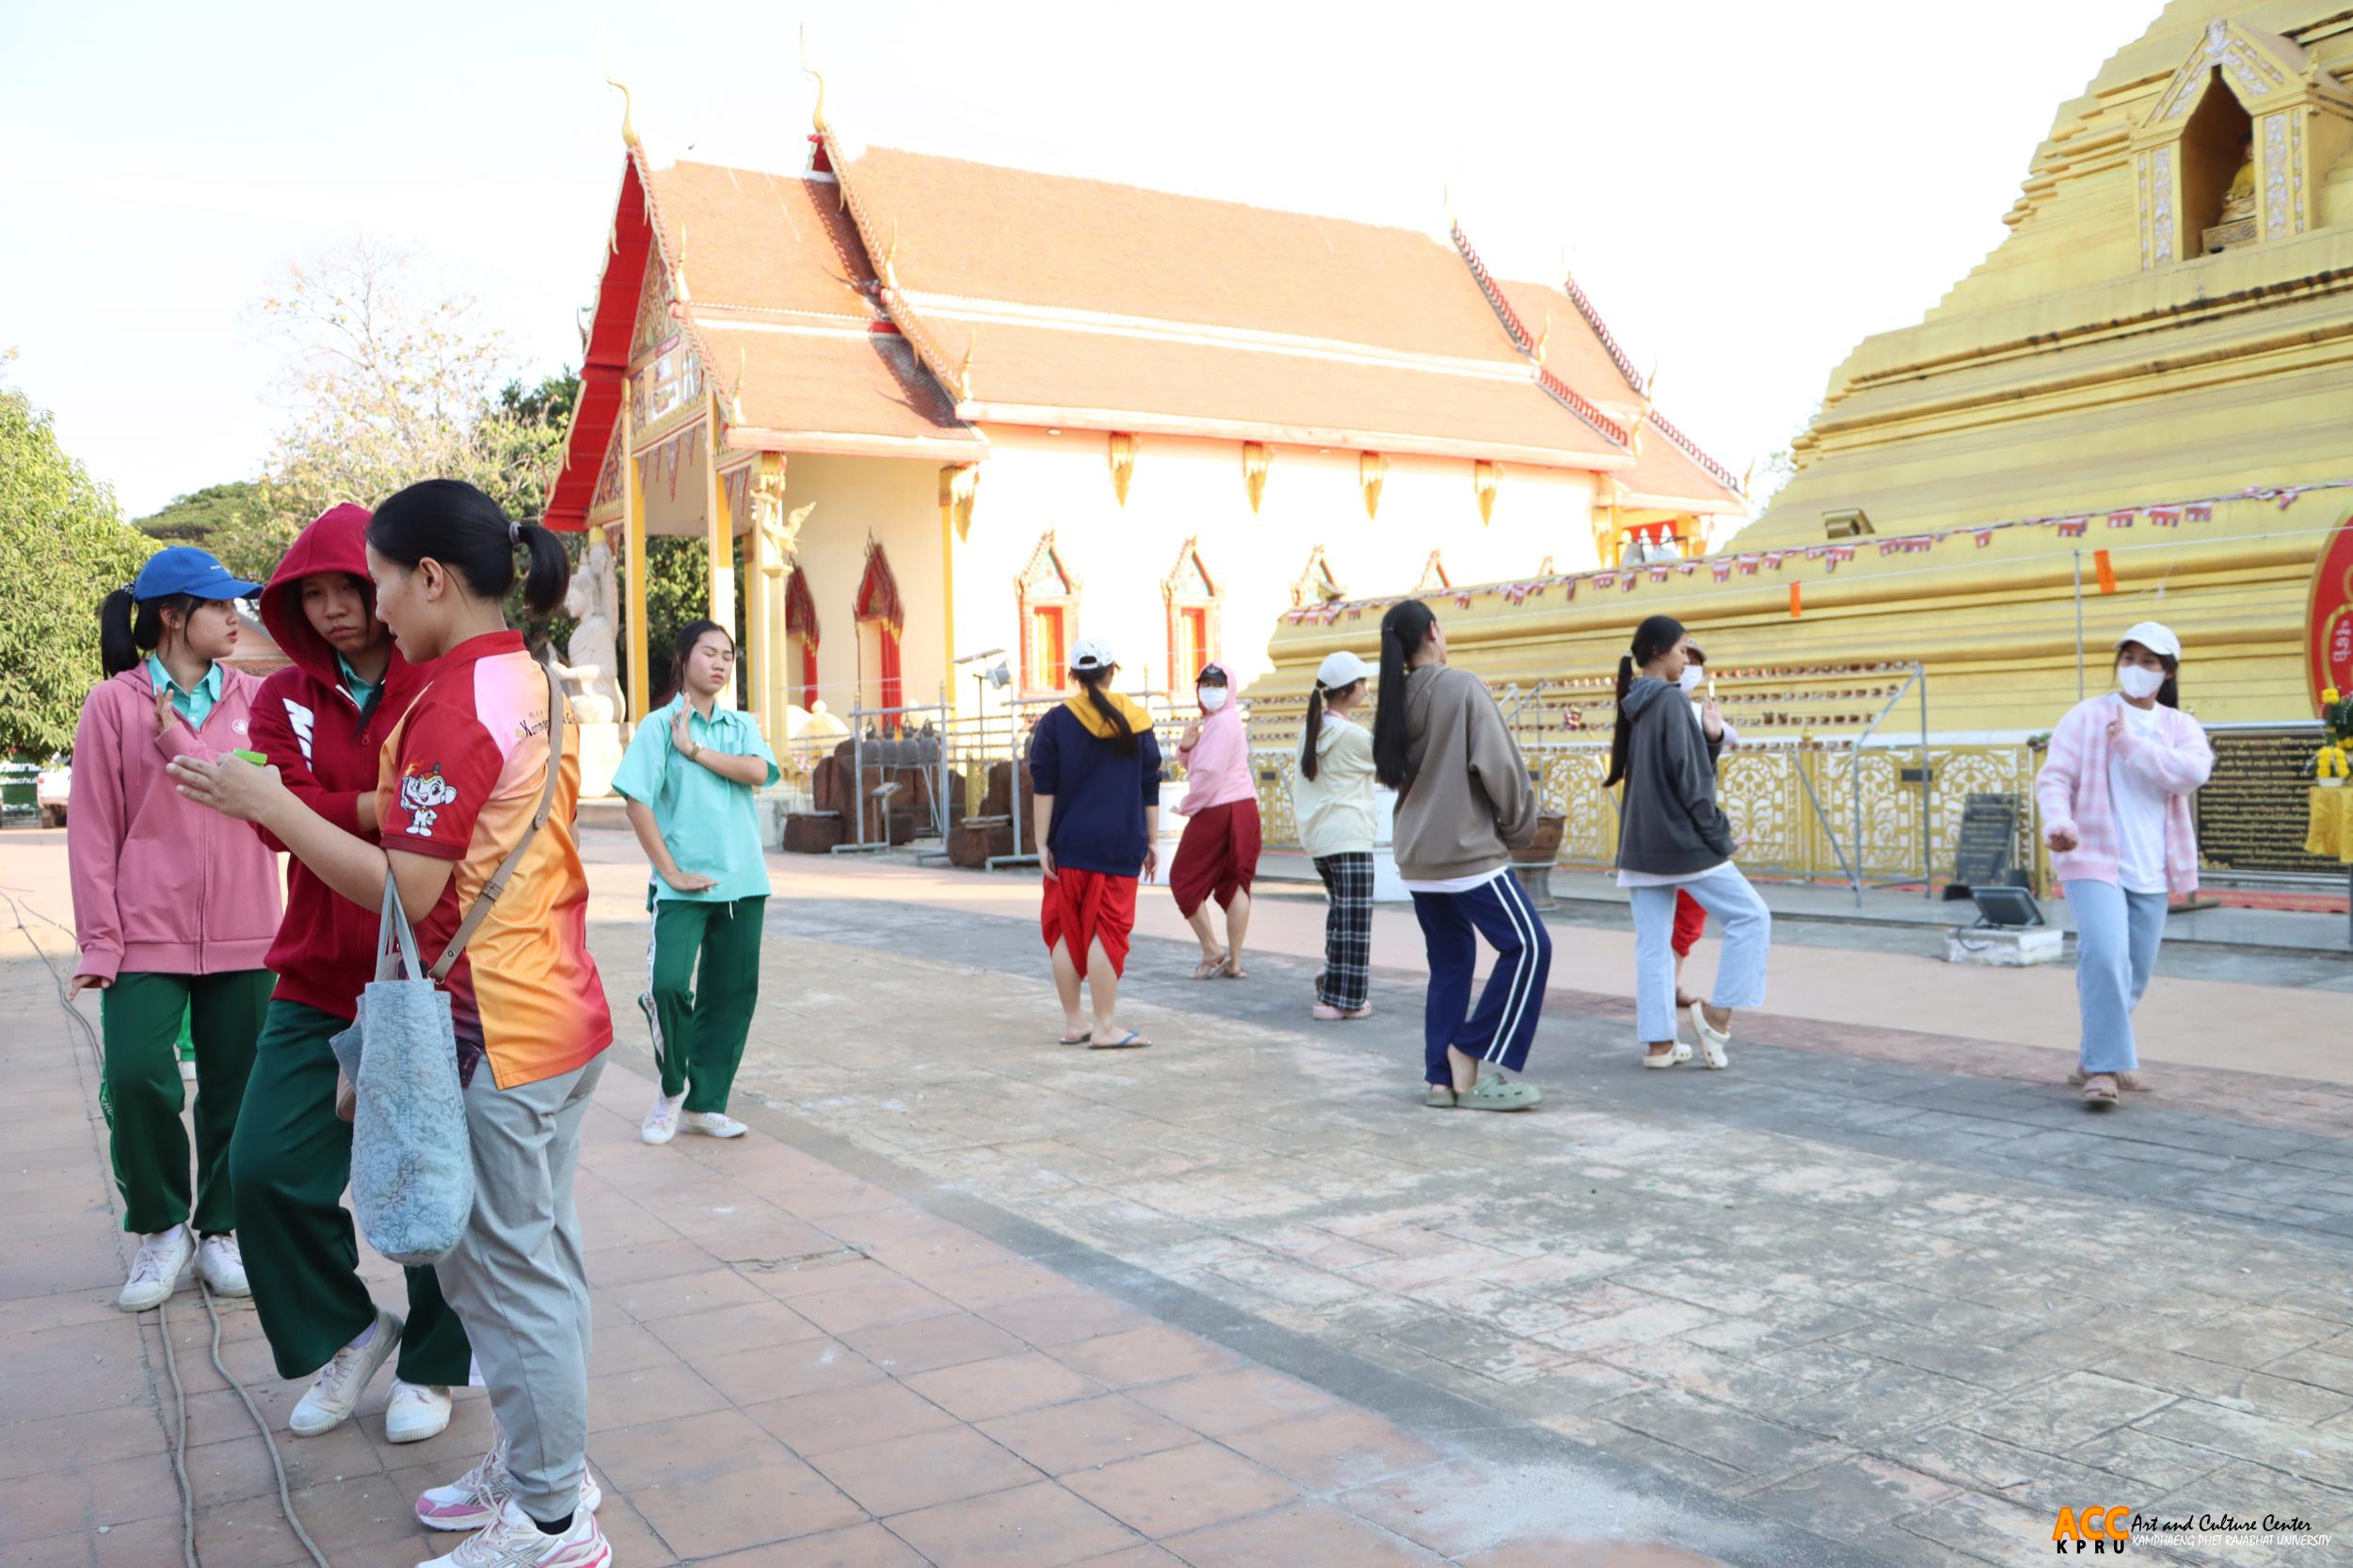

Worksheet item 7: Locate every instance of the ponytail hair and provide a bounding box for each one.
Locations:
[1603,613,1687,789]
[1073,664,1137,757]
[1371,600,1438,789]
[1299,684,1327,781]
[368,479,571,619]
[1299,677,1366,781]
[99,588,202,678]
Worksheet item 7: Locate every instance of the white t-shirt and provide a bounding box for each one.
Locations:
[2107,701,2169,894]
[1401,866,1510,896]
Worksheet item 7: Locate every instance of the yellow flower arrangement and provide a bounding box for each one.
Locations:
[2319,744,2351,784]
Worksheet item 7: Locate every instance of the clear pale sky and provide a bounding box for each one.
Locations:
[2,0,2161,518]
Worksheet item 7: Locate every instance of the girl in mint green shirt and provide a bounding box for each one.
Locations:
[613,620,779,1145]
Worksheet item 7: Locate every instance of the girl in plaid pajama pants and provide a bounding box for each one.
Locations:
[1292,651,1379,1019]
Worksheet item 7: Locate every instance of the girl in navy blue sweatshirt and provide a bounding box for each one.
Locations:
[1027,637,1163,1048]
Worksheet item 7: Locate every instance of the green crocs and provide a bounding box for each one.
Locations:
[1460,1074,1541,1112]
[1423,1085,1459,1109]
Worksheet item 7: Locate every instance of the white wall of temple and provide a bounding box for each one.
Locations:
[947,426,1602,706]
[761,451,952,722]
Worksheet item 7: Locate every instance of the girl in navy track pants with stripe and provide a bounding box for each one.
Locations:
[1370,600,1549,1112]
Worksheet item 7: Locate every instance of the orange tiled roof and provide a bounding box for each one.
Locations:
[640,159,979,456]
[829,142,1630,470]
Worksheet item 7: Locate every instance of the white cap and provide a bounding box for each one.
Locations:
[2115,620,2181,661]
[1316,649,1371,689]
[1069,636,1115,673]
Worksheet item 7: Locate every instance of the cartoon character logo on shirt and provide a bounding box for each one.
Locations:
[399,764,459,838]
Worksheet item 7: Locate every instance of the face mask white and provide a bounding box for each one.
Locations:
[2117,664,2166,700]
[1198,686,1229,712]
[1678,667,1705,695]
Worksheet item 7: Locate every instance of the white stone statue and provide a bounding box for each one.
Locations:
[560,532,625,725]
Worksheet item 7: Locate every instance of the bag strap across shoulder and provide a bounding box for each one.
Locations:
[428,660,567,984]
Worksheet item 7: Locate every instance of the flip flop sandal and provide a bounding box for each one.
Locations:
[1056,1032,1093,1046]
[2080,1074,2120,1104]
[1191,954,1228,980]
[1090,1031,1152,1049]
[1423,1085,1459,1108]
[1643,1043,1693,1069]
[1460,1073,1541,1112]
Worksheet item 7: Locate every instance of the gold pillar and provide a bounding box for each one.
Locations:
[704,390,739,709]
[746,453,787,739]
[622,392,649,724]
[937,465,960,713]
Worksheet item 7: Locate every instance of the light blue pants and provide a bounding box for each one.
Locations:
[1629,862,1771,1043]
[2066,878,2166,1075]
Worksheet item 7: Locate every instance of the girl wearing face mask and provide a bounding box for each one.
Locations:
[1607,614,1770,1070]
[2035,622,2211,1105]
[1171,663,1260,979]
[69,547,280,1313]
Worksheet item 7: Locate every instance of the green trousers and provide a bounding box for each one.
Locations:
[230,1000,472,1384]
[100,970,271,1236]
[638,895,766,1113]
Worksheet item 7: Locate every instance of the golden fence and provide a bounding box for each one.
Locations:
[1254,740,2047,890]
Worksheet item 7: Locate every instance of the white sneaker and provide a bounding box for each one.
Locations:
[416,1442,603,1533]
[197,1233,250,1297]
[414,1496,609,1567]
[640,1090,685,1144]
[118,1225,194,1312]
[385,1380,454,1444]
[681,1111,746,1139]
[290,1307,403,1436]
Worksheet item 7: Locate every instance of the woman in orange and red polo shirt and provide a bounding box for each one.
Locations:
[173,479,615,1568]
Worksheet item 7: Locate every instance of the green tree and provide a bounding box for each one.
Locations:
[0,383,152,756]
[136,479,293,585]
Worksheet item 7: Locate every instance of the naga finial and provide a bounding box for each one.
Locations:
[1534,312,1552,366]
[957,330,977,403]
[800,24,829,135]
[881,217,899,290]
[604,72,640,152]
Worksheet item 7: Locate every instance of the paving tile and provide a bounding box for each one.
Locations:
[642,1297,824,1362]
[789,1275,962,1336]
[587,1407,788,1491]
[583,1361,732,1434]
[975,1289,1158,1350]
[902,1350,1103,1422]
[1049,1327,1244,1390]
[1062,1547,1189,1568]
[627,1452,865,1560]
[605,1264,777,1323]
[806,1426,1043,1517]
[702,1520,932,1566]
[1058,1441,1296,1537]
[744,1379,962,1457]
[1214,1405,1440,1492]
[694,1336,888,1407]
[976,1393,1198,1476]
[1741,1455,1959,1534]
[882,1479,1138,1568]
[1458,1543,1732,1568]
[1954,1370,2177,1453]
[1593,1387,1835,1484]
[843,1311,1029,1377]
[1164,1500,1446,1567]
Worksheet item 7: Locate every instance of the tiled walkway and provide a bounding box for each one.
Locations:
[1,852,1734,1568]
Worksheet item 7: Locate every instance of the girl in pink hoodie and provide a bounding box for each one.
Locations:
[67,547,282,1313]
[1171,662,1261,978]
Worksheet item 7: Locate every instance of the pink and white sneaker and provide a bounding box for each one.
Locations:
[412,1496,608,1567]
[415,1441,602,1533]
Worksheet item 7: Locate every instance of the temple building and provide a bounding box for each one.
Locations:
[541,78,1742,732]
[1262,3,2353,738]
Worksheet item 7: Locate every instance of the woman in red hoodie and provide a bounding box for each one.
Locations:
[231,504,472,1446]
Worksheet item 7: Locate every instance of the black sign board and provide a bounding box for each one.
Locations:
[1951,792,2020,891]
[2197,730,2338,876]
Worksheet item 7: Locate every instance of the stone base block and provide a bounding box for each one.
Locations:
[1945,925,2064,967]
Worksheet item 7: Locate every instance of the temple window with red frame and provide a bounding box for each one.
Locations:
[1619,520,1686,566]
[1016,532,1080,695]
[784,568,820,710]
[854,540,904,725]
[1163,536,1221,695]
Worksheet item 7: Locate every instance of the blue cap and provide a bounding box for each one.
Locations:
[130,547,263,603]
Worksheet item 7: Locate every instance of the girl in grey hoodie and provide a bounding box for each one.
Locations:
[1371,600,1547,1112]
[1607,614,1771,1069]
